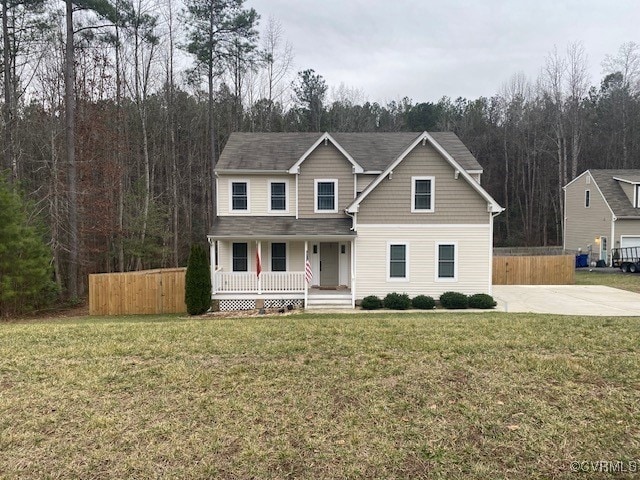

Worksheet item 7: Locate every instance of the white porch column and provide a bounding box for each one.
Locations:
[257,240,262,294]
[304,240,309,308]
[209,238,217,295]
[350,238,356,308]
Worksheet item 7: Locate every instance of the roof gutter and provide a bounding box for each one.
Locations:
[215,169,291,175]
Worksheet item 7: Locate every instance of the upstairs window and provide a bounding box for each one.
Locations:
[315,179,337,212]
[232,243,248,272]
[585,190,590,208]
[411,176,434,212]
[636,185,640,208]
[231,181,248,211]
[271,243,286,272]
[269,181,287,212]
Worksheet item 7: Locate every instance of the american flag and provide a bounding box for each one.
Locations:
[305,252,313,284]
[256,246,262,278]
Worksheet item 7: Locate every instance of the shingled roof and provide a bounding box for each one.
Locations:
[211,216,355,238]
[589,169,640,217]
[217,132,483,172]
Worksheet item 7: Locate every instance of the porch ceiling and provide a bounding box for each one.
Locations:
[209,216,356,239]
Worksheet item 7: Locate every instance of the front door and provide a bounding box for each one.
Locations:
[320,242,339,287]
[600,236,607,263]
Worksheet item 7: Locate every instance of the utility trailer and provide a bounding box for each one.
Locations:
[612,246,640,273]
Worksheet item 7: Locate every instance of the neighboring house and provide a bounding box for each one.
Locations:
[208,131,503,310]
[564,169,640,265]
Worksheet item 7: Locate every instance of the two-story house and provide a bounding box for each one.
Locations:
[208,131,503,310]
[564,169,640,266]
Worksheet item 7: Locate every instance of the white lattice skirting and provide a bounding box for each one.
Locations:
[218,299,304,311]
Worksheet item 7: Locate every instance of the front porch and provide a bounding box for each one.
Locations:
[211,269,353,310]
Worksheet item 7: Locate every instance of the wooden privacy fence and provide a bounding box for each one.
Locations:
[493,255,575,285]
[89,268,187,315]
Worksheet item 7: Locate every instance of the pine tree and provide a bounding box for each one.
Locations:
[185,244,211,315]
[0,176,58,316]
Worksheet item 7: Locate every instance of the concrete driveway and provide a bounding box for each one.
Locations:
[492,285,640,316]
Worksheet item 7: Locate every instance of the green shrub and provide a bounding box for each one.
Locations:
[468,293,497,309]
[361,295,382,310]
[383,292,411,310]
[412,295,435,310]
[439,291,468,309]
[185,244,212,315]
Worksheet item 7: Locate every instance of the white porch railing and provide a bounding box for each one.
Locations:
[214,270,305,294]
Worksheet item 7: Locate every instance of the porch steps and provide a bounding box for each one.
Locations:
[306,294,353,310]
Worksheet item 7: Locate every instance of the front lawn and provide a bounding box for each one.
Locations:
[575,268,640,294]
[1,313,639,479]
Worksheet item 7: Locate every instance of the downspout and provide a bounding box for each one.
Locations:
[489,210,501,296]
[345,209,357,307]
[611,215,616,267]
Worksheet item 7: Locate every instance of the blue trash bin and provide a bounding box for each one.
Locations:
[575,254,589,268]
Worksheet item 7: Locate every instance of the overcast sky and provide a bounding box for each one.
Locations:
[247,0,640,104]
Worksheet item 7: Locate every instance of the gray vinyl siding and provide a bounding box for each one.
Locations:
[357,142,488,224]
[615,219,640,244]
[218,174,295,216]
[356,174,377,194]
[564,172,612,255]
[298,143,354,218]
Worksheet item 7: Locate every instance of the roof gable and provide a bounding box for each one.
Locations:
[288,132,364,174]
[576,170,640,218]
[346,132,502,213]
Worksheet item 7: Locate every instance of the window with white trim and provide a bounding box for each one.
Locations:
[411,176,434,212]
[636,185,640,208]
[271,243,286,272]
[269,181,287,212]
[437,243,456,280]
[585,190,590,208]
[232,243,248,272]
[231,182,248,211]
[315,179,337,212]
[388,243,408,280]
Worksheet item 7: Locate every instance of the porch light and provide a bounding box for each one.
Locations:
[595,237,600,244]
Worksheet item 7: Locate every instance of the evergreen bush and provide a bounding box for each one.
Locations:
[361,295,382,310]
[468,293,497,309]
[185,244,211,315]
[383,292,411,310]
[439,291,468,309]
[0,176,58,317]
[412,295,435,310]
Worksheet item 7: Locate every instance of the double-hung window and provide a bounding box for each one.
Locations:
[437,243,456,281]
[269,181,287,212]
[411,176,434,212]
[232,243,248,272]
[231,181,248,211]
[315,179,337,212]
[388,242,408,280]
[271,243,286,272]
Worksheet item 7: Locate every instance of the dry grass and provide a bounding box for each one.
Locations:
[575,269,640,294]
[1,312,639,479]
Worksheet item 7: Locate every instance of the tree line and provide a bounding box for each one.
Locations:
[2,0,640,307]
